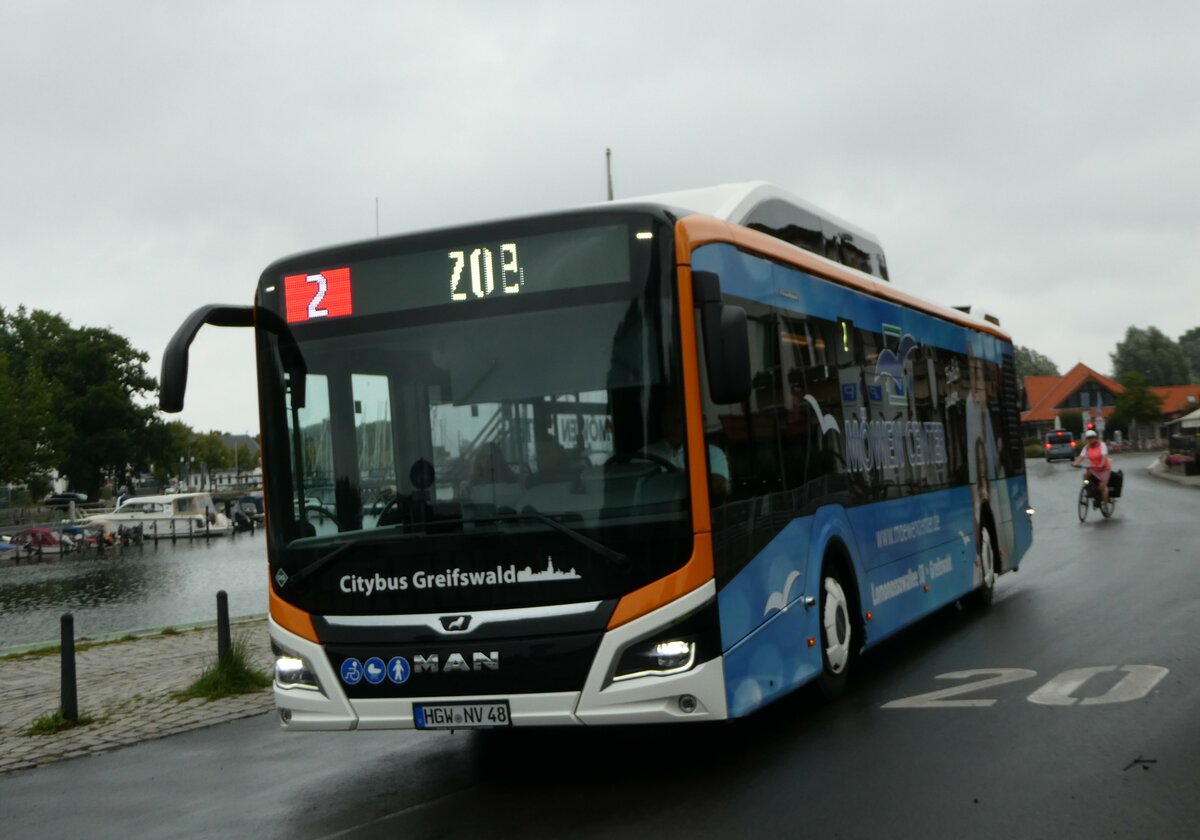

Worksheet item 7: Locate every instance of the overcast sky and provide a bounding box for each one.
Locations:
[3,1,1197,434]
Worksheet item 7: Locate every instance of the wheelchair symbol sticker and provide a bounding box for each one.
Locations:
[340,658,363,685]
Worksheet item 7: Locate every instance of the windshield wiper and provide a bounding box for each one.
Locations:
[468,511,628,568]
[291,540,355,585]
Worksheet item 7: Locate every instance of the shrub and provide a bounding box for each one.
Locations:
[174,636,271,701]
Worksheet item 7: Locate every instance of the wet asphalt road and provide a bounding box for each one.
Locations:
[3,454,1198,839]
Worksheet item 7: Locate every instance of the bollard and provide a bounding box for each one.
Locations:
[216,590,231,660]
[61,613,78,723]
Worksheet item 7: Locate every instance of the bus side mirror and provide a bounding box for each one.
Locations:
[160,305,255,413]
[692,271,751,405]
[160,305,307,412]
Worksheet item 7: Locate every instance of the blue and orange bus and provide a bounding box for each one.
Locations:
[161,182,1033,729]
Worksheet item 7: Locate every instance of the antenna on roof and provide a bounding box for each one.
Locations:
[605,148,614,201]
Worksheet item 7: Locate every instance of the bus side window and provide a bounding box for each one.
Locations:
[781,314,848,505]
[706,301,784,504]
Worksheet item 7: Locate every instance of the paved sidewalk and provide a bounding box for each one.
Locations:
[0,619,274,775]
[1144,454,1200,489]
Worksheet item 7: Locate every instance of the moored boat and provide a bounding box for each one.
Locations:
[6,527,72,556]
[86,492,232,538]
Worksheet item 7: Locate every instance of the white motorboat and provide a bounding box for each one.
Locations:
[86,492,232,538]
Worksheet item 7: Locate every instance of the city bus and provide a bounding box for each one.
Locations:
[160,182,1033,729]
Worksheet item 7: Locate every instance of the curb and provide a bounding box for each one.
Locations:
[0,614,269,659]
[1145,460,1200,489]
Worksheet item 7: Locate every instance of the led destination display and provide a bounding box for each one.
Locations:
[280,223,633,324]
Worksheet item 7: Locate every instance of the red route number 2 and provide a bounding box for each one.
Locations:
[284,268,353,324]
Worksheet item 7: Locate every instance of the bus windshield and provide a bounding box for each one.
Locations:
[256,214,690,556]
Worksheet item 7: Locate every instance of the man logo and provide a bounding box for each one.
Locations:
[439,615,472,632]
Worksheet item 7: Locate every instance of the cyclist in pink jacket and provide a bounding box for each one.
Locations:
[1074,429,1112,505]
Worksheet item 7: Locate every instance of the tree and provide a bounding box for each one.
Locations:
[231,443,257,477]
[1109,371,1163,437]
[191,430,233,472]
[0,307,159,499]
[1110,326,1190,386]
[1179,326,1200,382]
[0,353,58,486]
[1014,345,1060,380]
[147,420,191,483]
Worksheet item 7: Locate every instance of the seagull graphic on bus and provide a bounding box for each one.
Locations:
[874,329,919,405]
[763,569,803,617]
[803,395,841,437]
[874,333,918,386]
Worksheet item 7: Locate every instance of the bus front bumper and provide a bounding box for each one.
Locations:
[269,582,728,728]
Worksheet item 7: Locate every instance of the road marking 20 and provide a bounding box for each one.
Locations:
[882,665,1169,709]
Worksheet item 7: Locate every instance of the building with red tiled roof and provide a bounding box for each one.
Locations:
[1022,363,1200,441]
[1149,384,1200,419]
[1021,363,1122,438]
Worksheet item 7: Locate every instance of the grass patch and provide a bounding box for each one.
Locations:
[28,709,95,735]
[174,636,271,701]
[160,627,180,636]
[2,640,108,661]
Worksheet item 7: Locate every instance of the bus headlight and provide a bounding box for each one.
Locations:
[609,599,720,684]
[612,639,697,682]
[274,653,323,692]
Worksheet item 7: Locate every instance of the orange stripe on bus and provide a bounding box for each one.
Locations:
[673,258,713,535]
[608,532,714,630]
[674,215,1014,343]
[270,582,318,642]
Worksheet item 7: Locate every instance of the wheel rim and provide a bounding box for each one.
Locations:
[1078,487,1089,521]
[980,533,996,591]
[823,576,851,675]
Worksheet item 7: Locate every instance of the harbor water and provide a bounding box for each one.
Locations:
[0,531,268,652]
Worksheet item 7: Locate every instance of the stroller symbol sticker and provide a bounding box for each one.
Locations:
[364,657,386,685]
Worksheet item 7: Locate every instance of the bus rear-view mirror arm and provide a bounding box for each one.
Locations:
[160,304,308,413]
[160,305,254,413]
[692,271,751,404]
[159,307,309,415]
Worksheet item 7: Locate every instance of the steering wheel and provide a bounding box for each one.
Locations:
[304,504,340,528]
[607,451,680,471]
[373,495,406,527]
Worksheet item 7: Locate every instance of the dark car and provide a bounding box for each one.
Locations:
[1044,430,1076,462]
[43,492,88,510]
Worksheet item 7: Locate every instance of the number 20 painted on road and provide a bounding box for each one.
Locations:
[883,665,1169,708]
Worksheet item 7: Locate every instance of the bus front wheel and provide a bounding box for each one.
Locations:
[817,564,855,700]
[970,525,997,607]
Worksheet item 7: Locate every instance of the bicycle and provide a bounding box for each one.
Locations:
[1076,465,1116,521]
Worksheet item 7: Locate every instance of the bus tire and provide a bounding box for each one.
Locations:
[970,522,997,608]
[816,558,856,700]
